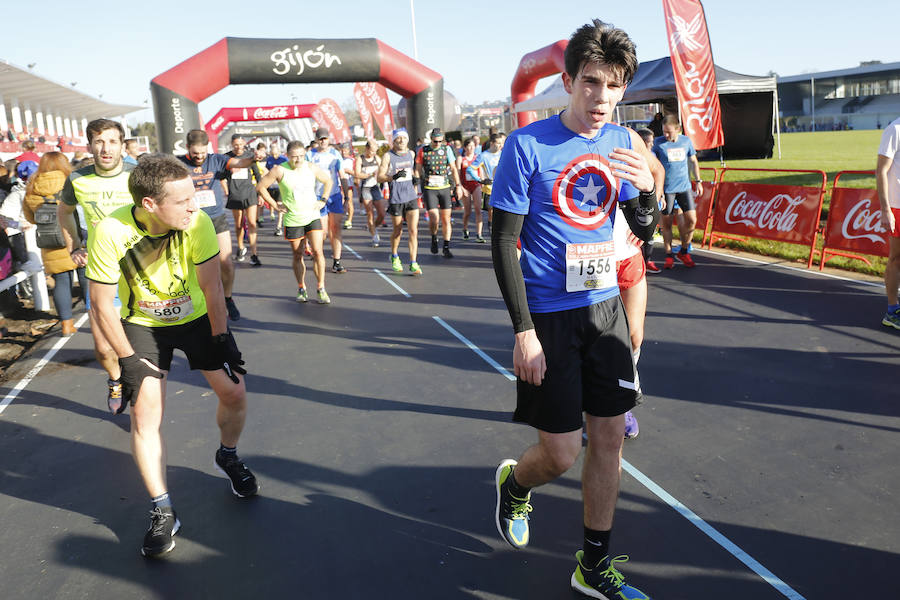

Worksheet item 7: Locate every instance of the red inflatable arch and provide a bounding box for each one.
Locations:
[152,37,443,154]
[511,40,567,129]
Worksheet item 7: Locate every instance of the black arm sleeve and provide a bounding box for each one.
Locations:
[491,208,533,334]
[619,186,661,242]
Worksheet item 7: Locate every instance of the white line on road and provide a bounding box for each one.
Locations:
[373,268,411,298]
[343,243,363,260]
[622,459,806,600]
[432,316,516,381]
[0,312,90,416]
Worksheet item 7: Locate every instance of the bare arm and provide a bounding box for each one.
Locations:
[313,166,334,199]
[376,153,392,184]
[877,154,895,232]
[256,165,286,212]
[89,281,135,358]
[57,202,85,266]
[689,154,704,196]
[195,255,227,336]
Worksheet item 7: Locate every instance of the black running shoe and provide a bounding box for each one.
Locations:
[430,236,439,254]
[236,247,248,262]
[249,254,261,267]
[214,450,259,497]
[141,506,181,557]
[332,260,347,274]
[225,297,241,321]
[443,247,453,258]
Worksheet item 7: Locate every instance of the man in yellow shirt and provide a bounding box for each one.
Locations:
[86,154,257,558]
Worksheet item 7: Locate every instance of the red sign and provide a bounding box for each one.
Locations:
[205,104,315,135]
[823,187,890,258]
[353,84,375,140]
[712,182,823,245]
[312,98,351,144]
[662,0,724,150]
[356,82,394,139]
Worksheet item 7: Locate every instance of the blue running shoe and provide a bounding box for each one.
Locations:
[883,309,900,331]
[495,459,532,549]
[571,551,650,599]
[624,411,639,440]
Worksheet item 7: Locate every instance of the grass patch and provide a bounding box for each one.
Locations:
[695,130,886,276]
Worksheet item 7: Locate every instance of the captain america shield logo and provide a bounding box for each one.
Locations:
[552,154,619,230]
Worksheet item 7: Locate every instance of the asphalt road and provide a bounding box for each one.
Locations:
[1,215,897,599]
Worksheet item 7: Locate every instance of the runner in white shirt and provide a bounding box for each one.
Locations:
[877,116,900,330]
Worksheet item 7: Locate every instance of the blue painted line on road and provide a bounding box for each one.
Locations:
[373,268,411,298]
[432,316,516,381]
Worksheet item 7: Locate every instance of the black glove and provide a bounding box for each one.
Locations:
[118,354,164,412]
[481,177,493,186]
[210,332,246,384]
[392,169,407,181]
[412,177,420,188]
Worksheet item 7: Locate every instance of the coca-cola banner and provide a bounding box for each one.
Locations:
[822,187,890,260]
[352,84,375,139]
[662,0,724,150]
[207,104,315,135]
[312,98,351,144]
[712,182,823,246]
[356,82,394,140]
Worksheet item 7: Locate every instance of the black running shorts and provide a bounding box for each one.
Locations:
[514,295,639,433]
[661,190,695,215]
[285,220,323,240]
[226,195,256,210]
[210,213,229,234]
[387,200,418,217]
[423,187,452,210]
[122,314,231,372]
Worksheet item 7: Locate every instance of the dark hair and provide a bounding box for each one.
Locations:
[565,20,638,85]
[128,153,190,205]
[286,140,305,153]
[230,133,245,142]
[662,115,681,128]
[186,129,209,147]
[22,140,35,151]
[636,128,654,142]
[489,132,505,145]
[256,142,267,150]
[86,118,125,144]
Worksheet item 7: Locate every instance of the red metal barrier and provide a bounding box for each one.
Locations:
[695,166,719,246]
[819,170,887,270]
[707,168,827,268]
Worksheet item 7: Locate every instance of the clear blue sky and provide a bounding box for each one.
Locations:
[2,0,895,125]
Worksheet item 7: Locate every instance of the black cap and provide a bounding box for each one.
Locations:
[316,127,330,139]
[430,128,444,139]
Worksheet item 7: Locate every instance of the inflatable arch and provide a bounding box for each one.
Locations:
[152,37,444,154]
[205,103,316,150]
[511,40,567,129]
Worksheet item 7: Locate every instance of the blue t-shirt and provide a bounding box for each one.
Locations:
[265,154,287,170]
[491,114,638,313]
[307,147,342,198]
[179,153,231,219]
[652,134,695,194]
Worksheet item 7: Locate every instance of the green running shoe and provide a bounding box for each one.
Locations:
[317,288,331,304]
[883,309,900,330]
[409,261,422,276]
[571,551,650,599]
[494,459,532,549]
[391,255,403,272]
[296,288,309,303]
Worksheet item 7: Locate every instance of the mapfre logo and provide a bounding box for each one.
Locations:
[552,155,618,230]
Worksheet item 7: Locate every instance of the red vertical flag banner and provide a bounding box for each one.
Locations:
[357,82,395,139]
[662,0,724,150]
[353,83,375,140]
[313,98,352,144]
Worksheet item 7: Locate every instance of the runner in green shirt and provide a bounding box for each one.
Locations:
[86,154,258,558]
